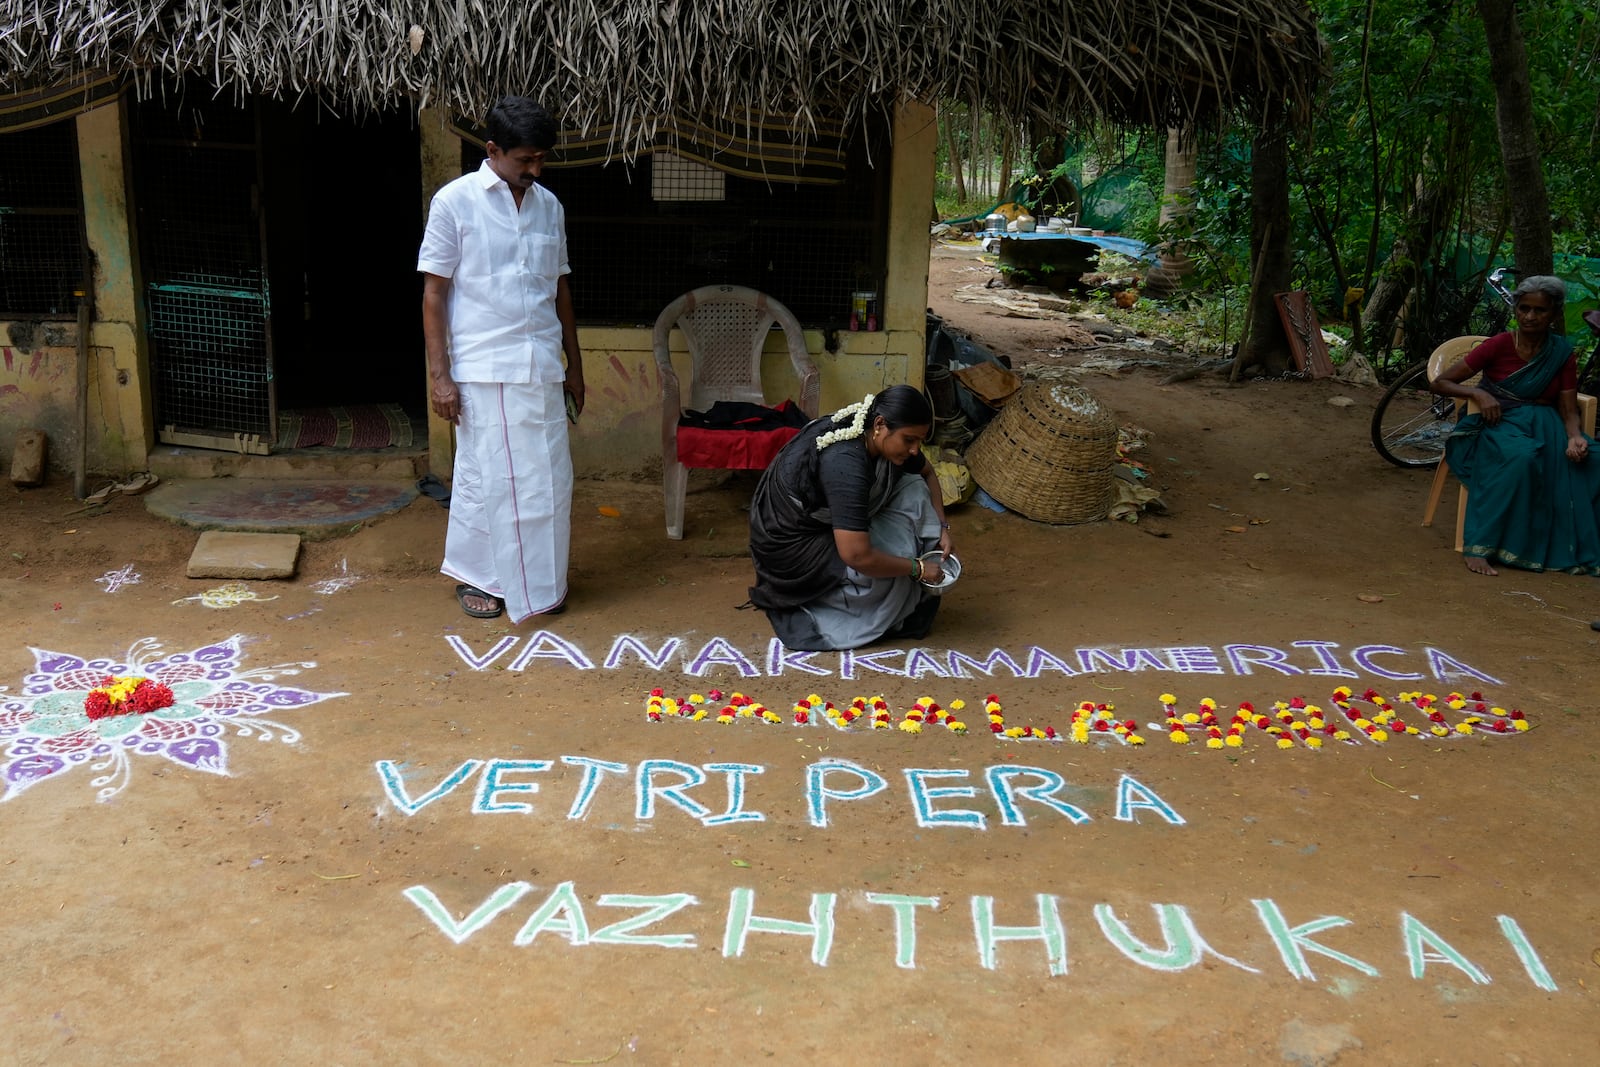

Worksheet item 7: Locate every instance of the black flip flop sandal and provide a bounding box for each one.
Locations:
[455,583,504,619]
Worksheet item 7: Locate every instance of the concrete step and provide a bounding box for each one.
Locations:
[148,444,428,482]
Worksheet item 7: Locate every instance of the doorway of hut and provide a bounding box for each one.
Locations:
[131,91,425,455]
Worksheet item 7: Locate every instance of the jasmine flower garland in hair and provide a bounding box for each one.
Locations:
[815,393,876,450]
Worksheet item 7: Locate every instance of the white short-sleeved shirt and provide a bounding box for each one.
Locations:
[417,160,572,384]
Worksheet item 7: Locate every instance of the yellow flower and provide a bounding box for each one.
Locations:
[1274,738,1292,749]
[1181,712,1200,724]
[898,720,922,734]
[1004,726,1025,738]
[691,709,707,721]
[1491,706,1507,716]
[762,710,782,723]
[716,714,734,725]
[1168,729,1190,744]
[1128,734,1146,745]
[1455,723,1473,735]
[1368,729,1388,742]
[1200,698,1217,710]
[948,721,967,733]
[1206,738,1224,749]
[1430,725,1449,737]
[1159,693,1176,705]
[984,701,1001,714]
[1333,731,1350,741]
[1353,718,1372,729]
[1513,720,1530,732]
[871,719,890,730]
[1448,699,1466,711]
[1225,735,1244,748]
[950,699,966,711]
[688,694,705,704]
[1305,736,1323,749]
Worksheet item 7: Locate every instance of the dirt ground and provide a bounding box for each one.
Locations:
[2,243,1597,1065]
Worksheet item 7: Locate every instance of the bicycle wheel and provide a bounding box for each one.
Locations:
[1371,361,1456,468]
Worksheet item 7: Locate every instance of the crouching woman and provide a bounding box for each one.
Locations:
[747,385,952,651]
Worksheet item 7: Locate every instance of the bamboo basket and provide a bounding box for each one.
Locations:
[965,382,1118,524]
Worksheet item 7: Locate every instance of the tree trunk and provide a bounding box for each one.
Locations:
[944,108,967,202]
[1240,110,1294,376]
[1478,0,1553,276]
[1359,179,1451,355]
[1144,127,1198,298]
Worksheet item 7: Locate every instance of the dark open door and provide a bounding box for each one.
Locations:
[133,96,275,453]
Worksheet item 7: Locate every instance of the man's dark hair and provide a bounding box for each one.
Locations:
[485,96,558,152]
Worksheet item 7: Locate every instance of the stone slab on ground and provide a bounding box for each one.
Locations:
[144,478,418,540]
[10,428,46,486]
[186,530,302,579]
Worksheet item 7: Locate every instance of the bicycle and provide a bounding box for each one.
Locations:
[1370,269,1600,468]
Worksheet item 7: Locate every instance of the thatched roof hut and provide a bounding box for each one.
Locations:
[1,1,1323,146]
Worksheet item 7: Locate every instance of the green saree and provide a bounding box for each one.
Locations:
[1444,333,1600,574]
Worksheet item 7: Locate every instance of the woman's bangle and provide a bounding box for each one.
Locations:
[939,521,951,530]
[911,557,922,580]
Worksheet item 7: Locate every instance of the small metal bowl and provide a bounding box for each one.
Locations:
[918,551,961,592]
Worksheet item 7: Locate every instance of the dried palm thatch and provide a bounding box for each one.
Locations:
[0,1,1322,152]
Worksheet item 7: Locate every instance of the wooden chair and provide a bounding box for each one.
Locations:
[1422,335,1598,551]
[654,285,820,539]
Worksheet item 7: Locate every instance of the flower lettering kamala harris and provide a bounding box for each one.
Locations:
[0,635,346,803]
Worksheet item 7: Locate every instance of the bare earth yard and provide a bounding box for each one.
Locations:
[0,245,1595,1065]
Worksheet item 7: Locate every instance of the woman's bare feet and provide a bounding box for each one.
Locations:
[1464,556,1498,576]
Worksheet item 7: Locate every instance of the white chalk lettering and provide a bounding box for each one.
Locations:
[1497,915,1558,991]
[1350,645,1422,681]
[403,881,533,944]
[443,633,1503,686]
[702,762,766,826]
[1113,774,1185,824]
[1252,898,1379,981]
[806,759,888,828]
[971,894,1068,976]
[986,766,1091,826]
[904,768,985,829]
[635,759,712,822]
[766,639,830,677]
[602,635,682,670]
[1225,644,1305,677]
[509,631,594,672]
[443,634,519,671]
[1093,903,1257,973]
[723,888,836,966]
[472,759,552,815]
[1292,640,1360,678]
[589,893,700,948]
[377,759,482,816]
[560,756,630,820]
[865,892,939,969]
[1400,912,1490,984]
[515,881,592,946]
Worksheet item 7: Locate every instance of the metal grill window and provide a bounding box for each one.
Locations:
[0,121,86,318]
[651,153,725,201]
[467,140,886,327]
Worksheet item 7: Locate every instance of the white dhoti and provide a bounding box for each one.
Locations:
[442,381,572,622]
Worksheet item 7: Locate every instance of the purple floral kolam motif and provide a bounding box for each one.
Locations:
[0,635,345,803]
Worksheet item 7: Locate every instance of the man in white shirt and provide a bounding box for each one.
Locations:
[418,96,585,621]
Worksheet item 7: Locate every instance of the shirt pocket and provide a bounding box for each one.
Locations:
[522,232,560,279]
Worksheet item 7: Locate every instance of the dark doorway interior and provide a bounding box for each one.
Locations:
[261,101,425,412]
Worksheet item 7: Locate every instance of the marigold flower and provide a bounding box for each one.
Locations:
[1169,729,1190,744]
[1206,738,1224,749]
[1305,736,1323,749]
[948,721,967,733]
[950,699,965,711]
[1128,734,1146,745]
[1276,737,1294,749]
[1159,693,1177,705]
[1224,735,1243,748]
[899,720,922,734]
[1513,720,1530,732]
[1455,723,1472,735]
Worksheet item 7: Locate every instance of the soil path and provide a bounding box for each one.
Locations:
[1,244,1595,1064]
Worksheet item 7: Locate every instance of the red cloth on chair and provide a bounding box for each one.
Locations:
[675,399,806,469]
[677,425,801,469]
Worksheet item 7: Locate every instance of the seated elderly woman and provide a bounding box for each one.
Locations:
[747,385,952,650]
[1432,275,1600,576]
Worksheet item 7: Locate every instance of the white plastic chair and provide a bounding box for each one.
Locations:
[654,285,820,539]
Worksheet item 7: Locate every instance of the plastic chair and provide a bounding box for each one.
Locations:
[654,285,820,539]
[1422,335,1598,551]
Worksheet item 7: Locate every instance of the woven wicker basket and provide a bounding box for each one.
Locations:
[965,381,1118,523]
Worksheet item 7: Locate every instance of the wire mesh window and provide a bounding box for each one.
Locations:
[0,121,86,318]
[464,139,886,327]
